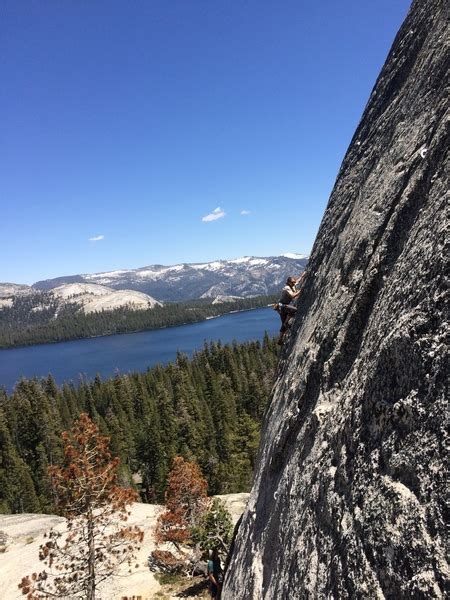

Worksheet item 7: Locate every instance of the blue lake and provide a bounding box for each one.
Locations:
[0,307,279,393]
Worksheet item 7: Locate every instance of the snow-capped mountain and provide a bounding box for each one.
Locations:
[33,254,309,301]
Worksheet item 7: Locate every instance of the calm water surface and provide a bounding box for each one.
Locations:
[0,308,279,392]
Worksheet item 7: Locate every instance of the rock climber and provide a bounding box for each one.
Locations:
[274,271,306,345]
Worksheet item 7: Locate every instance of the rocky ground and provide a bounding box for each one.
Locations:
[0,494,248,600]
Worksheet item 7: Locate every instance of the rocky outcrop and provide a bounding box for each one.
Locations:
[222,1,447,598]
[50,282,162,313]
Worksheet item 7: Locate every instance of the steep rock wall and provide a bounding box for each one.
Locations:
[222,1,447,598]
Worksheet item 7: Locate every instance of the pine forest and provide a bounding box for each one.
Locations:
[0,294,276,348]
[0,335,279,514]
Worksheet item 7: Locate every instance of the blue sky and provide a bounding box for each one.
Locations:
[2,0,411,284]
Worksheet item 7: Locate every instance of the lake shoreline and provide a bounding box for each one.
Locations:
[0,307,279,393]
[0,305,272,352]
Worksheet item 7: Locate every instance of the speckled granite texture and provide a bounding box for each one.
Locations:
[222,1,448,598]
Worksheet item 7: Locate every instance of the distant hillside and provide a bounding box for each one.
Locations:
[51,283,161,313]
[32,254,309,301]
[0,283,32,298]
[0,283,160,319]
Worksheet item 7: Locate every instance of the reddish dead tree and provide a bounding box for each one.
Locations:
[150,456,208,572]
[155,456,208,547]
[19,413,143,600]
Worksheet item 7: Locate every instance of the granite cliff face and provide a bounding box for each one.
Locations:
[222,2,447,598]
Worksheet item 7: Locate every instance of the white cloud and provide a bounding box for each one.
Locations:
[89,235,105,242]
[202,207,226,222]
[240,210,251,215]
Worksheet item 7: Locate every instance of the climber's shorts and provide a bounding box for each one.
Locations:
[279,304,297,332]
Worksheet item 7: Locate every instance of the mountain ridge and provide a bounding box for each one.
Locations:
[31,254,309,302]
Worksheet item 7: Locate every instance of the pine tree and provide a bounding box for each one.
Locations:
[191,497,233,554]
[18,413,143,600]
[228,413,260,491]
[136,388,166,501]
[0,410,39,513]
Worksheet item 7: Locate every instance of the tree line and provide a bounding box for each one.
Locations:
[0,335,279,514]
[0,294,276,348]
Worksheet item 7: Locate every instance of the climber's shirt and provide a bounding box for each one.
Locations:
[279,285,297,305]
